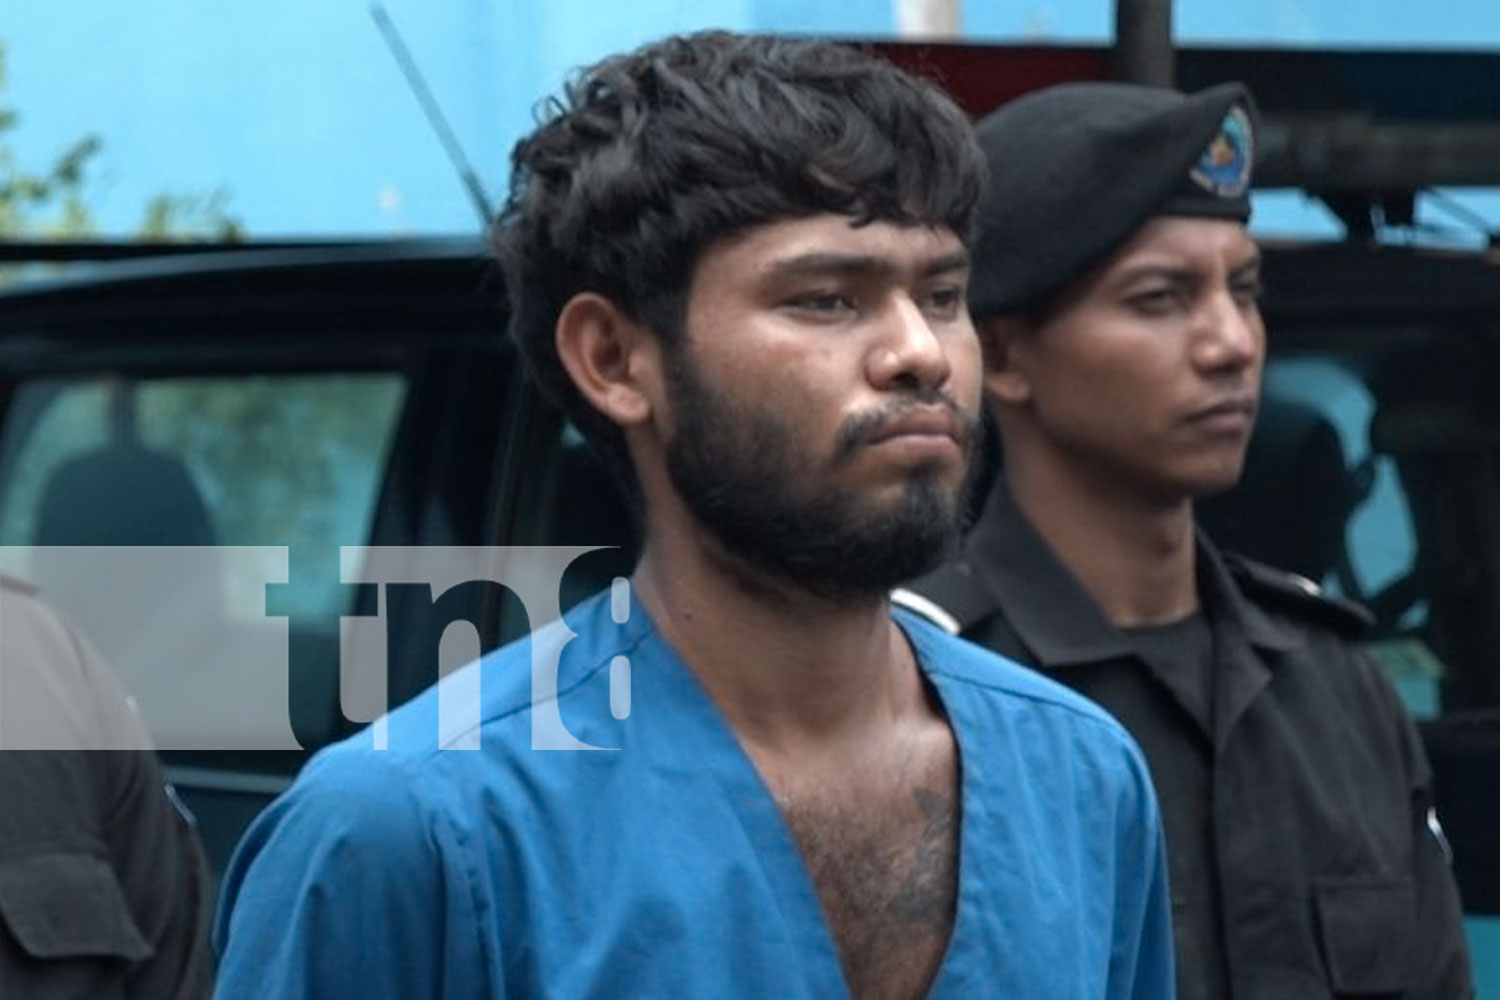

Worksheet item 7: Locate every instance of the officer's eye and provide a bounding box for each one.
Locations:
[1231,277,1264,308]
[923,284,966,318]
[1126,286,1182,315]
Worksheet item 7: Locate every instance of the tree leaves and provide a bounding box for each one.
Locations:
[0,37,242,264]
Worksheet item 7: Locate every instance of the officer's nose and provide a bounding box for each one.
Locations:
[1193,286,1263,375]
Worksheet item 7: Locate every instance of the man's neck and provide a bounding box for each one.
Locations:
[1005,460,1199,628]
[631,523,931,759]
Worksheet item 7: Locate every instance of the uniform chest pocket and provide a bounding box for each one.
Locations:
[1313,874,1415,998]
[0,851,153,1000]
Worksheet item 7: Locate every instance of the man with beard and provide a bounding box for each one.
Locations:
[213,32,1173,999]
[902,81,1473,998]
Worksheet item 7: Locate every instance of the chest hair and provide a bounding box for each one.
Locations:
[778,757,959,1000]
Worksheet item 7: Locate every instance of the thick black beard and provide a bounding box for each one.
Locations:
[663,350,981,601]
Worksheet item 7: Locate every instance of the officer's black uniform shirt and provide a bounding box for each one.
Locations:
[0,577,212,1000]
[1122,612,1214,733]
[911,484,1473,1000]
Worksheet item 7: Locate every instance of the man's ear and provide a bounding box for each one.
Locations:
[975,314,1033,406]
[555,292,660,427]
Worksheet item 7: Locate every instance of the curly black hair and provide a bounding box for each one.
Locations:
[492,30,984,495]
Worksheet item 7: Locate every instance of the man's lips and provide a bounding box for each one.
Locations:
[835,398,976,465]
[1187,396,1257,430]
[866,407,966,446]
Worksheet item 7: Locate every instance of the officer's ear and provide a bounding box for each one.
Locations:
[555,292,664,428]
[975,314,1033,406]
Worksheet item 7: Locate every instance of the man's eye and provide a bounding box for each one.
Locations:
[788,293,855,314]
[923,286,966,316]
[1126,288,1180,313]
[1231,279,1264,307]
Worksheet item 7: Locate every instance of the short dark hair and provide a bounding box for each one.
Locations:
[492,30,984,494]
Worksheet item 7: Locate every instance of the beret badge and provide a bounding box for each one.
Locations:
[1190,104,1254,199]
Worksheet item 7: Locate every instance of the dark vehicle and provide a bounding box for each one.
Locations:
[2,235,1497,905]
[0,39,1497,985]
[0,238,634,872]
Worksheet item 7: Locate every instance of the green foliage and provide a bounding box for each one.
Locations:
[0,39,242,248]
[1,43,98,240]
[138,191,245,243]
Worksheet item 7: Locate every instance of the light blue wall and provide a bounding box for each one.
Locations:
[963,0,1500,46]
[1177,0,1500,47]
[965,0,1112,41]
[2,0,896,237]
[751,0,892,34]
[3,3,1498,237]
[7,2,501,235]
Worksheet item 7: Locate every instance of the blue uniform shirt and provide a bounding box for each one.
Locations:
[214,591,1174,998]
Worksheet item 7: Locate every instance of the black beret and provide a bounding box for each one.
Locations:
[968,80,1259,318]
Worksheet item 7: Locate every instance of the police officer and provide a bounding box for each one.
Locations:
[902,82,1473,998]
[0,574,212,999]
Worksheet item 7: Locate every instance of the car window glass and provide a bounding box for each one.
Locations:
[1262,359,1421,607]
[0,372,406,751]
[1,373,403,617]
[1198,341,1499,723]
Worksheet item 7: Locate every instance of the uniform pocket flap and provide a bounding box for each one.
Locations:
[1313,874,1414,995]
[0,852,152,962]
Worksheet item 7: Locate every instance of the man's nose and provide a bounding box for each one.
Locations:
[1193,289,1262,373]
[867,297,953,392]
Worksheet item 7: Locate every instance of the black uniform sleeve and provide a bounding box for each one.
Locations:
[0,589,214,999]
[101,750,214,999]
[1374,664,1475,1000]
[64,610,215,1000]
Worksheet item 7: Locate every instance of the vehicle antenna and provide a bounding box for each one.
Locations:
[370,2,495,225]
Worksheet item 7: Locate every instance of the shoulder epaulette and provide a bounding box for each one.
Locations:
[1222,551,1375,636]
[894,560,997,636]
